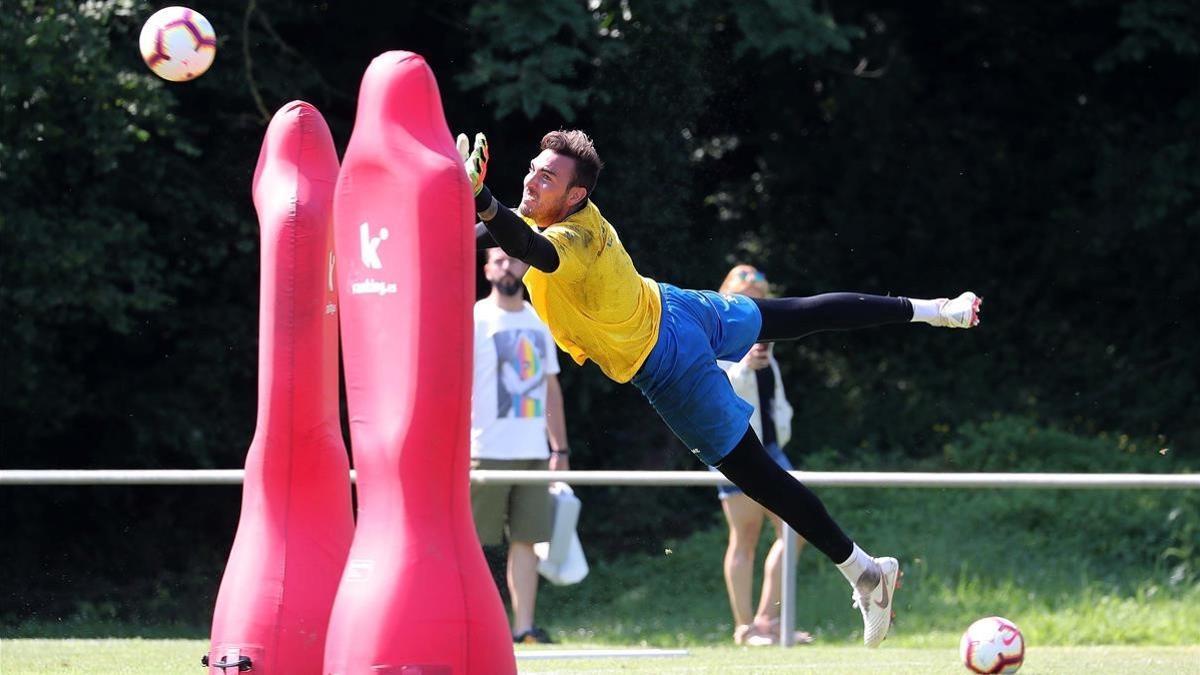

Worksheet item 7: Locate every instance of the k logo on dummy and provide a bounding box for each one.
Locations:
[359,222,389,269]
[350,222,397,297]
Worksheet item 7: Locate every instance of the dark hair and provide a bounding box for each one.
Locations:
[540,129,604,196]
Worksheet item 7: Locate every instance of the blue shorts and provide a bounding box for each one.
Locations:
[709,442,793,499]
[631,283,762,466]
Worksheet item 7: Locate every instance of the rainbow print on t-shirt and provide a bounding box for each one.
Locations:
[518,397,543,417]
[517,335,540,381]
[514,334,543,417]
[494,328,548,419]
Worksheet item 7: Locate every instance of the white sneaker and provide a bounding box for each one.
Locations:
[932,292,981,328]
[852,556,901,647]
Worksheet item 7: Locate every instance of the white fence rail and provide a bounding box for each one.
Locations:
[3,469,1196,647]
[1,469,1198,489]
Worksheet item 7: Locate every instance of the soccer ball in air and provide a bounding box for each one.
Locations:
[139,7,217,82]
[960,616,1025,674]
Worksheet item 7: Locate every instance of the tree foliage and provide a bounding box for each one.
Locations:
[2,0,1197,625]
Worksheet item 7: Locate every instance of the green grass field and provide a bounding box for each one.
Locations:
[533,483,1200,648]
[2,640,1197,674]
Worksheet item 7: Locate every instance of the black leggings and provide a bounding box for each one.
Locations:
[713,293,914,563]
[752,293,913,342]
[716,427,853,563]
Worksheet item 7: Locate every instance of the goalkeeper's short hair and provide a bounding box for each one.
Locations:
[540,129,604,196]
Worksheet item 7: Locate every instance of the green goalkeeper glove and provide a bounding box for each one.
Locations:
[456,132,489,196]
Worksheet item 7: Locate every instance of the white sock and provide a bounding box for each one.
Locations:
[836,543,878,588]
[909,298,942,324]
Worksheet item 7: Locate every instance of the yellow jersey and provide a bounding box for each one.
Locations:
[521,201,661,383]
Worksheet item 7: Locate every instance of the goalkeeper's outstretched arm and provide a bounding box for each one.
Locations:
[460,131,560,272]
[472,185,560,272]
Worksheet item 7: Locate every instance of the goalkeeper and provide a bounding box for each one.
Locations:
[462,130,981,647]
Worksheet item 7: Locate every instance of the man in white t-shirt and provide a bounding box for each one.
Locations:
[472,247,570,645]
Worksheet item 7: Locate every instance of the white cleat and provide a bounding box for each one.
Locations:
[852,556,901,648]
[932,291,982,328]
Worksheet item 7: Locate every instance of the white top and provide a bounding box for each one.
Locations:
[718,353,793,448]
[471,298,561,460]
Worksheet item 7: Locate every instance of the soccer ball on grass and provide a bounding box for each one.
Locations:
[139,7,217,82]
[960,616,1025,674]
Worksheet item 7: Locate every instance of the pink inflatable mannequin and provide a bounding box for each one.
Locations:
[323,52,515,674]
[206,101,354,674]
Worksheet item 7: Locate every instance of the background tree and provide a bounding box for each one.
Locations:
[2,0,1196,625]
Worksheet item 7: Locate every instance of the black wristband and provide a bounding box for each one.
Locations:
[474,184,495,215]
[478,196,499,221]
[551,448,570,456]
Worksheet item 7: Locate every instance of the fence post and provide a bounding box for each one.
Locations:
[779,525,798,647]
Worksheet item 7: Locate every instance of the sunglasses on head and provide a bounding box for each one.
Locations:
[736,269,766,283]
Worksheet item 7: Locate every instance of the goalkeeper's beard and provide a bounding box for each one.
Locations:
[495,275,522,297]
[519,191,569,224]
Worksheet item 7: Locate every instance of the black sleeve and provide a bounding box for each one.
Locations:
[474,221,498,249]
[474,185,560,272]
